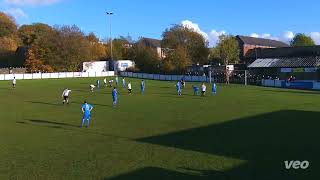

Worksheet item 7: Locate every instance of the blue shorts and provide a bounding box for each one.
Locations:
[83,114,91,120]
[113,97,117,102]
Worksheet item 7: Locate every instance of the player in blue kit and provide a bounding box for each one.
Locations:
[112,87,118,107]
[140,80,145,95]
[176,81,182,96]
[81,101,93,128]
[192,85,199,96]
[212,83,217,95]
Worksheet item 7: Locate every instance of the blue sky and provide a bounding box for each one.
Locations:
[1,0,320,46]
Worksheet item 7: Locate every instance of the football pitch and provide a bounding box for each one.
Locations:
[0,78,319,180]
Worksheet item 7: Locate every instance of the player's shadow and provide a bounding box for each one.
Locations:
[26,101,62,106]
[136,110,320,179]
[25,119,79,128]
[18,119,131,140]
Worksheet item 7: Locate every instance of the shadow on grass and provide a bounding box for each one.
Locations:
[105,167,227,180]
[25,101,62,106]
[260,88,320,95]
[17,119,131,140]
[26,101,113,108]
[26,119,79,128]
[135,110,320,180]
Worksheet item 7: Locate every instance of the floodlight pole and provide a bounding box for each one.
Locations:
[106,12,115,74]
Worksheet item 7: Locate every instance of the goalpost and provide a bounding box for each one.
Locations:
[209,69,249,86]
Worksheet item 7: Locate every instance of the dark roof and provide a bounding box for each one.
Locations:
[236,35,289,47]
[246,45,320,59]
[139,38,161,48]
[248,57,320,68]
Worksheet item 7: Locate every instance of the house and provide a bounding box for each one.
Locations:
[236,35,289,63]
[139,38,166,59]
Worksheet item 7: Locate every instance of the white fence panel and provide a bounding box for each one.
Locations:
[263,80,275,87]
[128,72,133,77]
[199,76,207,82]
[148,74,154,79]
[154,74,160,80]
[42,73,51,79]
[0,74,4,80]
[171,75,178,81]
[81,72,89,78]
[32,73,41,79]
[74,72,82,78]
[143,74,149,79]
[313,82,320,90]
[4,74,15,80]
[275,80,283,87]
[185,76,192,81]
[135,73,141,78]
[88,72,96,77]
[14,74,24,80]
[23,74,33,79]
[65,72,74,78]
[177,75,184,81]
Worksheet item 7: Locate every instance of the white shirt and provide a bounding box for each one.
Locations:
[13,79,16,84]
[63,89,71,96]
[201,84,206,91]
[128,83,132,89]
[109,80,114,83]
[90,84,95,88]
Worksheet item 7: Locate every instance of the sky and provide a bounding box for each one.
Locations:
[1,0,320,46]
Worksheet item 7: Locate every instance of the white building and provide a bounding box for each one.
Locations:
[114,60,135,72]
[83,61,109,73]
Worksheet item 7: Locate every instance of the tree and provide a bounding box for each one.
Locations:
[0,12,19,67]
[0,36,19,67]
[129,40,160,73]
[105,38,130,60]
[290,33,315,47]
[25,48,53,72]
[18,23,54,46]
[86,32,106,61]
[30,25,91,71]
[162,25,209,65]
[213,35,240,65]
[0,12,17,38]
[163,46,192,73]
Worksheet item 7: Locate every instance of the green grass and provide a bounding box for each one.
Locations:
[0,78,319,180]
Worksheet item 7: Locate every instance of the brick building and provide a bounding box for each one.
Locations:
[236,35,289,63]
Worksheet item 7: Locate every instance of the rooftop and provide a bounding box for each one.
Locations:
[236,35,289,47]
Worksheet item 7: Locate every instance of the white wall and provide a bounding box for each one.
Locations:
[115,60,135,71]
[0,71,115,81]
[83,61,109,73]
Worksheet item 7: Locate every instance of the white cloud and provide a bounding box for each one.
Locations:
[279,31,295,43]
[208,30,226,46]
[181,20,208,39]
[310,32,320,45]
[4,8,27,19]
[250,33,279,40]
[181,20,225,47]
[4,0,60,6]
